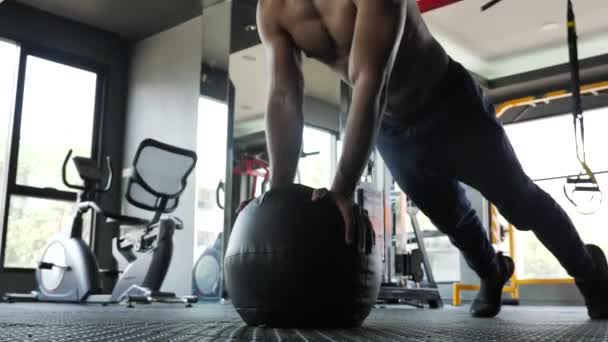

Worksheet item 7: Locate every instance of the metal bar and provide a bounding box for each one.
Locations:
[378,286,441,301]
[496,82,608,118]
[533,170,608,183]
[0,40,20,268]
[221,81,236,299]
[405,230,444,244]
[10,185,76,202]
[452,283,461,306]
[0,47,27,269]
[408,203,438,287]
[510,105,532,123]
[508,223,519,299]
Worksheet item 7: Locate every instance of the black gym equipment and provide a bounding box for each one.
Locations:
[5,139,198,306]
[192,232,223,300]
[377,197,443,309]
[224,184,382,328]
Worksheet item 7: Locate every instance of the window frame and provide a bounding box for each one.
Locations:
[0,43,107,272]
[300,123,339,188]
[0,38,20,241]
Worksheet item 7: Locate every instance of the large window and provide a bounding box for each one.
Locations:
[15,56,97,190]
[504,108,608,279]
[195,97,228,255]
[1,49,100,269]
[297,126,336,189]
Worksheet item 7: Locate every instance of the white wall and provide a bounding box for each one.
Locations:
[123,16,202,296]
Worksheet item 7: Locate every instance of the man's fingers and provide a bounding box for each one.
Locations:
[341,204,354,245]
[236,199,253,216]
[357,206,366,253]
[345,215,353,245]
[312,188,329,202]
[363,209,374,254]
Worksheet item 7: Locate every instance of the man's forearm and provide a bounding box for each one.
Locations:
[266,92,303,187]
[331,74,385,198]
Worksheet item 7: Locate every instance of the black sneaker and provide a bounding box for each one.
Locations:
[470,252,514,318]
[575,244,608,319]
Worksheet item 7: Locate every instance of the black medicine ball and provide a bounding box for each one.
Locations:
[224,184,382,328]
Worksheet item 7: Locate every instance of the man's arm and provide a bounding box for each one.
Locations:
[257,1,304,188]
[331,0,405,198]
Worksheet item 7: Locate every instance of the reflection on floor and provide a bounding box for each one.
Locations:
[0,302,606,341]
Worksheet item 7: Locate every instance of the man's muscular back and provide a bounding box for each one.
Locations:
[258,0,449,117]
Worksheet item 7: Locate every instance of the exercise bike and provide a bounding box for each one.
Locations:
[5,139,198,306]
[4,150,110,303]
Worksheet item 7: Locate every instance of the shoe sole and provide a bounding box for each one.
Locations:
[585,244,608,319]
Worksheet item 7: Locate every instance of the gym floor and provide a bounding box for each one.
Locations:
[0,303,605,342]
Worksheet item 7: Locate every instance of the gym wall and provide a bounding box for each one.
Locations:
[122,16,203,296]
[0,2,129,293]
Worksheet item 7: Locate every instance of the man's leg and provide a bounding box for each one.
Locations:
[447,105,608,318]
[377,119,513,317]
[376,122,498,280]
[416,57,598,280]
[447,110,595,280]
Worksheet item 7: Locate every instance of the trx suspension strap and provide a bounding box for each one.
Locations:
[564,0,602,213]
[481,0,504,11]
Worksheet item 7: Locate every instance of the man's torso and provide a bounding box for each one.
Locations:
[266,0,451,118]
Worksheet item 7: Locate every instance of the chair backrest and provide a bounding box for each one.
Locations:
[125,139,197,214]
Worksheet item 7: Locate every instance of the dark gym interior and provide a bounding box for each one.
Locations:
[0,0,608,340]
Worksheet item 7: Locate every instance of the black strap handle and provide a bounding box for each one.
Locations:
[216,180,225,210]
[62,150,85,191]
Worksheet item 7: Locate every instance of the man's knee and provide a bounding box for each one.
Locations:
[431,207,482,236]
[496,184,556,232]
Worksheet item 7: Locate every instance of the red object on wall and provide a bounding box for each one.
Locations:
[233,155,269,197]
[418,0,462,13]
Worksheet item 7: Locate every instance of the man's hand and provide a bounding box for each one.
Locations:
[312,188,374,253]
[236,198,255,217]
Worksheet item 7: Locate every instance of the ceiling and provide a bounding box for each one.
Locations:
[227,0,608,126]
[13,0,608,127]
[425,0,608,79]
[14,0,202,40]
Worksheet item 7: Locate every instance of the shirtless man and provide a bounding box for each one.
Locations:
[256,0,608,318]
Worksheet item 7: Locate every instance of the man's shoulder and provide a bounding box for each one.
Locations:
[257,0,285,24]
[257,0,290,42]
